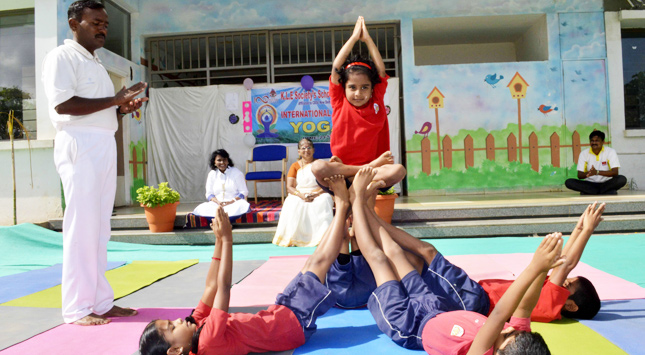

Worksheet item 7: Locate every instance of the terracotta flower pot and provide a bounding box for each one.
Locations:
[374,193,398,224]
[142,202,179,233]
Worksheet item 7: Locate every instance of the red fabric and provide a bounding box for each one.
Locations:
[192,301,305,355]
[479,277,570,322]
[329,75,390,165]
[421,311,530,355]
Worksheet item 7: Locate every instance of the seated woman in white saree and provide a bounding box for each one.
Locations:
[273,139,334,247]
[193,149,251,220]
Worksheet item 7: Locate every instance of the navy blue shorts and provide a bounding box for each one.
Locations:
[275,271,336,340]
[326,252,377,308]
[421,253,490,315]
[367,271,451,350]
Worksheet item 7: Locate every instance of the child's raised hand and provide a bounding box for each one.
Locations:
[360,16,371,42]
[210,206,232,242]
[351,16,363,40]
[583,201,605,231]
[531,232,565,272]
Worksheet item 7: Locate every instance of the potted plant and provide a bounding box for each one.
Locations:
[374,187,398,224]
[136,182,181,232]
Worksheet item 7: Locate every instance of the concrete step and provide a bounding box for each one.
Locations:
[107,214,645,245]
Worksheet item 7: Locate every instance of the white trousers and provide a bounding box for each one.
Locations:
[54,127,116,323]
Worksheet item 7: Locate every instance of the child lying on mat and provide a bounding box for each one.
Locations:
[327,199,605,323]
[139,175,350,355]
[348,167,564,354]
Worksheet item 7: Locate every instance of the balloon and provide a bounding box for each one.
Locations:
[243,134,256,147]
[243,78,254,90]
[301,75,314,91]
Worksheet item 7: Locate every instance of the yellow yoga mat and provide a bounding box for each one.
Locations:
[531,318,627,355]
[2,260,198,308]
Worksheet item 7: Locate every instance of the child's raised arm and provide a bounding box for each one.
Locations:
[549,202,605,286]
[466,234,564,355]
[360,18,386,78]
[331,16,363,85]
[201,206,233,312]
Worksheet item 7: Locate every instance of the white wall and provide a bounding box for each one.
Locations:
[606,11,645,190]
[0,141,61,225]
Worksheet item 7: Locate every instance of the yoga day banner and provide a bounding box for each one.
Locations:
[251,85,332,144]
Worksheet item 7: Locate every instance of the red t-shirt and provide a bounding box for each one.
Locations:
[329,75,390,165]
[192,301,305,355]
[479,278,570,323]
[421,311,531,355]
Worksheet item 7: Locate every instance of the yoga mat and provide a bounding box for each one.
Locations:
[0,306,63,351]
[532,318,628,355]
[2,260,198,308]
[579,299,645,355]
[230,255,308,307]
[448,253,645,300]
[293,307,413,355]
[119,260,265,308]
[0,261,125,304]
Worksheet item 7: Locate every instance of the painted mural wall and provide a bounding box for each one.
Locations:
[131,0,607,194]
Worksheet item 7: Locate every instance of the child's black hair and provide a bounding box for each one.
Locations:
[139,320,171,355]
[497,331,551,355]
[561,276,601,320]
[335,54,381,88]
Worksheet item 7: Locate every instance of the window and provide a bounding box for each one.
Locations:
[102,0,130,59]
[622,29,645,129]
[413,14,548,65]
[146,23,399,88]
[0,10,35,140]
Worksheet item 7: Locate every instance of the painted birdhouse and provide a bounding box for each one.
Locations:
[507,72,529,99]
[427,87,444,109]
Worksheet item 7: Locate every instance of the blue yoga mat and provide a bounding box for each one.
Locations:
[0,261,125,304]
[294,307,417,355]
[579,299,645,355]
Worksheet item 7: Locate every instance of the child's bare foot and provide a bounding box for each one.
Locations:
[329,156,343,163]
[369,151,394,168]
[103,305,138,318]
[367,180,386,197]
[353,167,377,197]
[326,174,349,205]
[73,313,110,326]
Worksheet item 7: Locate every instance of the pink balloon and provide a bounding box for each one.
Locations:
[243,78,254,90]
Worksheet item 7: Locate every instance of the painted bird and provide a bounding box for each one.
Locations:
[484,73,504,88]
[415,122,432,138]
[538,104,558,115]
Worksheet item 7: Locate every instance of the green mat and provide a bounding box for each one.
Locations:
[531,319,627,355]
[1,260,197,308]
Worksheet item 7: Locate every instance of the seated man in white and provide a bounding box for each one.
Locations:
[565,130,627,195]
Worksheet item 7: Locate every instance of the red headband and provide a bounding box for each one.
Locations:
[346,62,372,70]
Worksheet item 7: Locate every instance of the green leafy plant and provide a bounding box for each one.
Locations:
[378,186,396,195]
[136,182,180,208]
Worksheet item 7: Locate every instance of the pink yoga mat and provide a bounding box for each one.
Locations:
[447,253,645,301]
[230,255,308,307]
[0,308,191,355]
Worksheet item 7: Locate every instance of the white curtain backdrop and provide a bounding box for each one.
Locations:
[146,79,401,203]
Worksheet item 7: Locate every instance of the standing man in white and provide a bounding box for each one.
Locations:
[41,0,147,326]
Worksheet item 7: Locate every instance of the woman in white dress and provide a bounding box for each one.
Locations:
[193,149,250,219]
[273,139,334,247]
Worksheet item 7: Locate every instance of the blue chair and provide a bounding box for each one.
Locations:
[313,142,332,160]
[245,145,288,204]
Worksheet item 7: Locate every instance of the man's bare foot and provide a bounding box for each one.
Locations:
[103,305,138,318]
[73,313,110,326]
[369,151,394,168]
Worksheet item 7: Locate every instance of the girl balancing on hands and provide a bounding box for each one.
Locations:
[312,16,406,194]
[139,175,352,355]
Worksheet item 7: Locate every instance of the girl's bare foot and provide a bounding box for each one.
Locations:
[73,313,110,326]
[369,151,394,168]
